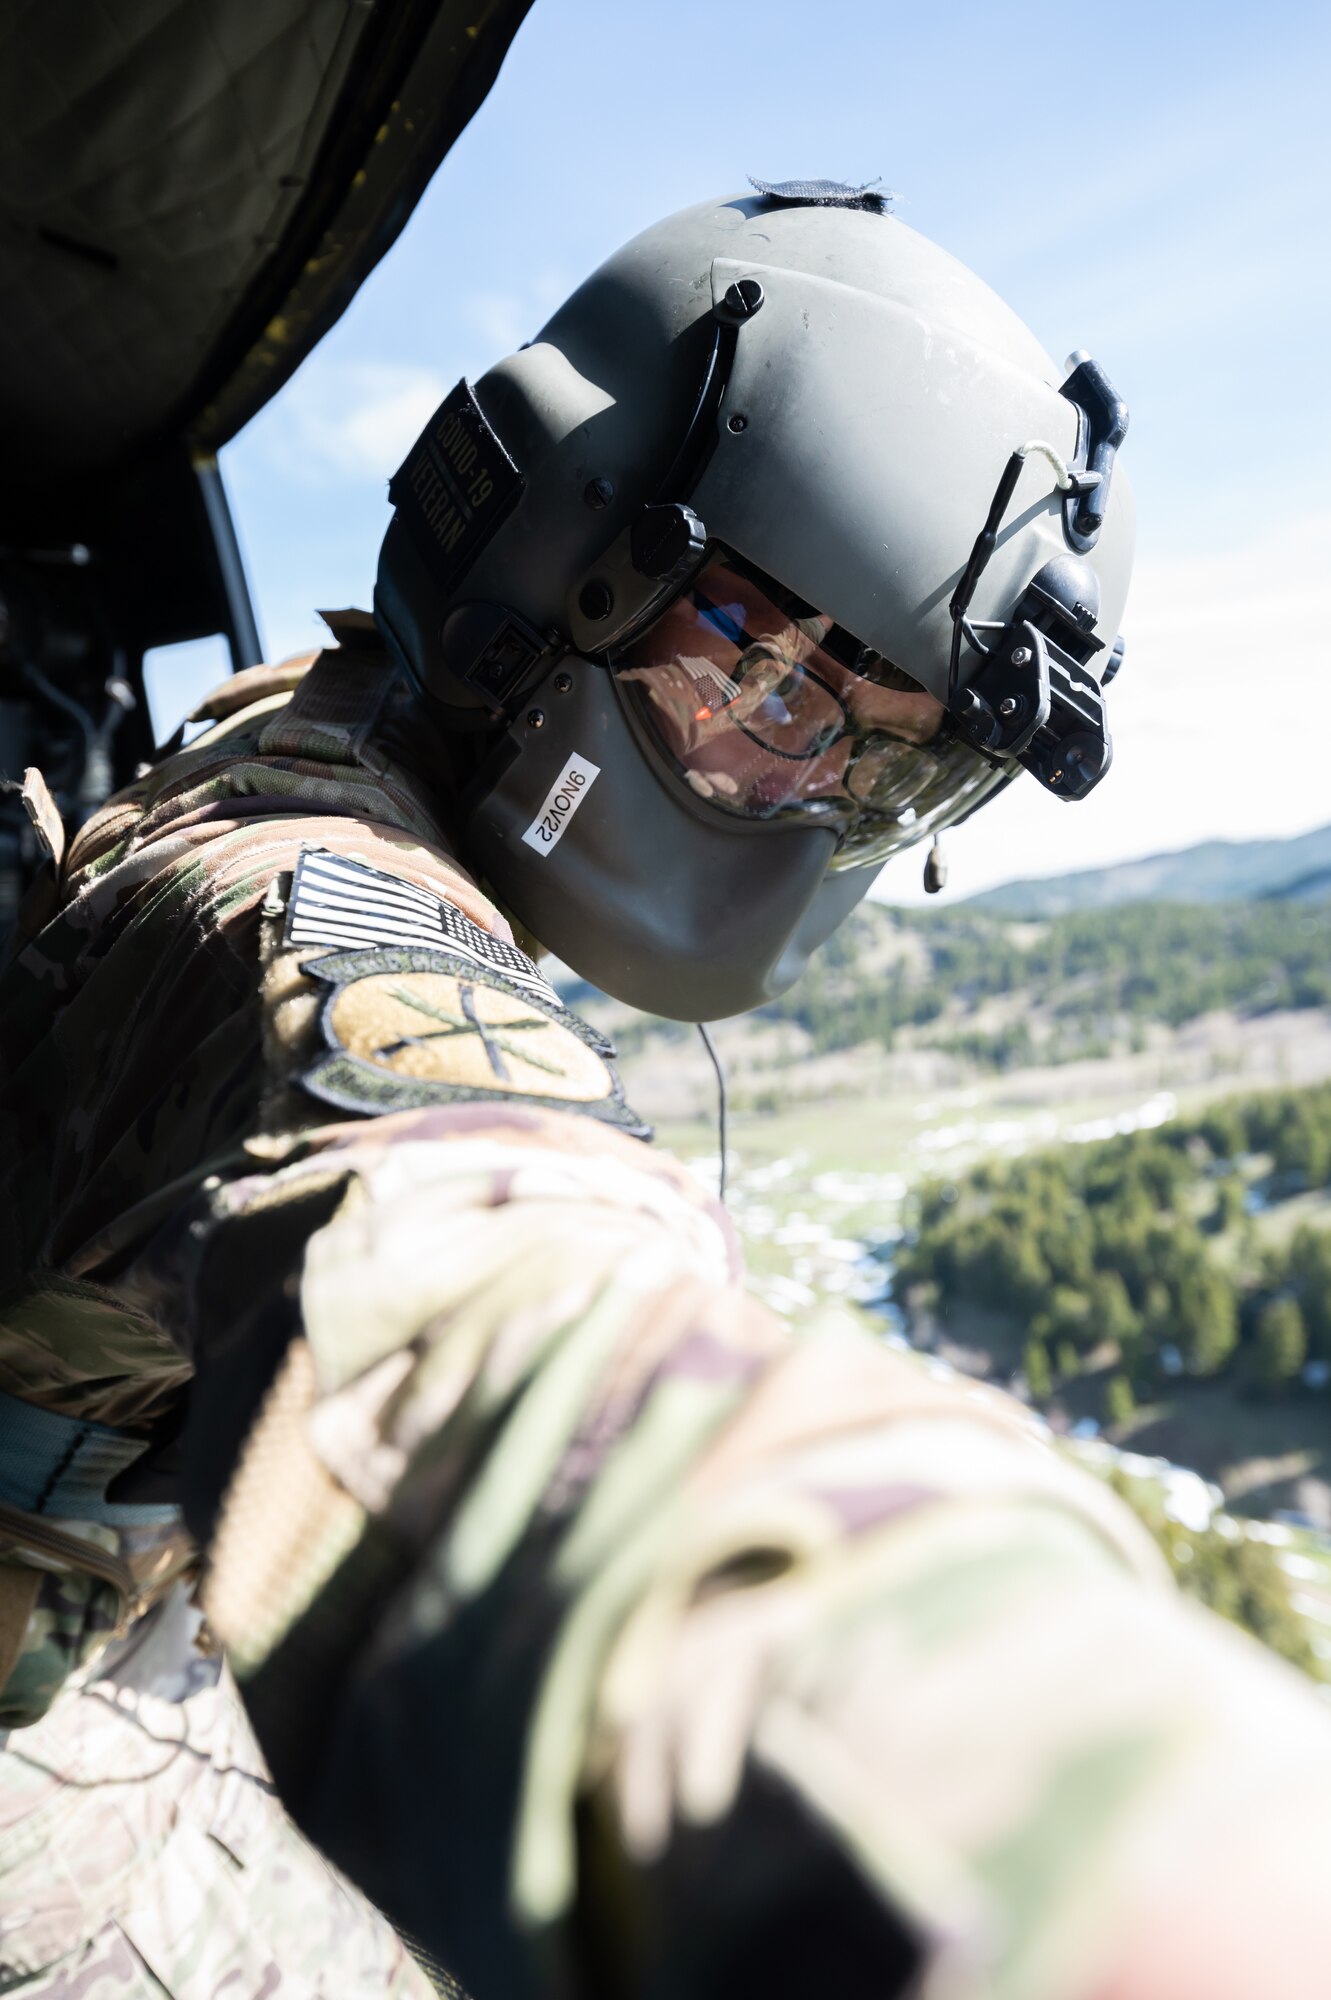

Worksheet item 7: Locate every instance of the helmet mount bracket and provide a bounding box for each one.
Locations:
[945,354,1129,801]
[1059,355,1130,553]
[440,599,560,717]
[950,604,1111,800]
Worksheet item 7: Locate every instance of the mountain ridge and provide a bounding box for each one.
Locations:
[957,822,1331,917]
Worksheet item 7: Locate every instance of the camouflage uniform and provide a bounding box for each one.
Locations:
[3,626,1331,1999]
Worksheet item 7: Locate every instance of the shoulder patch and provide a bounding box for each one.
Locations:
[297,945,649,1135]
[286,847,561,1010]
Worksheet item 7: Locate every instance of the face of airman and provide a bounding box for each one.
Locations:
[619,559,949,817]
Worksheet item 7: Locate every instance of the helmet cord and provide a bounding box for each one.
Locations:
[946,438,1100,703]
[697,1023,728,1204]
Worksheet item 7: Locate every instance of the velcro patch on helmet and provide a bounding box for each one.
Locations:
[747,175,893,213]
[388,378,524,594]
[298,945,648,1134]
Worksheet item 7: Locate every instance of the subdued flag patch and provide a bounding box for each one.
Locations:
[285,847,561,1010]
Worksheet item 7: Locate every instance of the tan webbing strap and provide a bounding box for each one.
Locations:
[0,1565,41,1695]
[19,768,64,870]
[257,642,400,766]
[189,655,319,724]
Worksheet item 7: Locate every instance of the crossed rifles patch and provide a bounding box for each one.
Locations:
[285,847,647,1133]
[297,943,647,1132]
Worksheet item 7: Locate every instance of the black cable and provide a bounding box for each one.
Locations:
[697,1022,728,1203]
[20,661,94,752]
[947,449,1025,703]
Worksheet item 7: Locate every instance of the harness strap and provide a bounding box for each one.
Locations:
[0,1566,40,1693]
[257,631,399,766]
[0,1387,179,1526]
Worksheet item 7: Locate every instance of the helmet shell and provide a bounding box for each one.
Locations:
[374,192,1135,1018]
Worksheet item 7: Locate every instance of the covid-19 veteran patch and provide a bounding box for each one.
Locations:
[297,945,649,1134]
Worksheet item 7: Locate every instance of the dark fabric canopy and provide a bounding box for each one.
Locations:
[0,0,533,491]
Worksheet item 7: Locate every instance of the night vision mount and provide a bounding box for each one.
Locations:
[946,355,1128,800]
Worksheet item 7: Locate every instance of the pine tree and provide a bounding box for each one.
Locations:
[1023,1337,1053,1404]
[1252,1296,1307,1396]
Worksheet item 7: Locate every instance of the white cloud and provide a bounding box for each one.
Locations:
[464,290,539,357]
[250,362,450,485]
[879,511,1331,904]
[244,264,575,489]
[463,267,575,359]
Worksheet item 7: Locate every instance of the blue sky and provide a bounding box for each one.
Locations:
[195,0,1331,900]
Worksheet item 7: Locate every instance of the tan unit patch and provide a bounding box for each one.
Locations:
[299,946,649,1134]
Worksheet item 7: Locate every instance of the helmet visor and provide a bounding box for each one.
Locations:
[616,558,1008,868]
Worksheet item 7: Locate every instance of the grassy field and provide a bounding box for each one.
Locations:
[647,1048,1331,1323]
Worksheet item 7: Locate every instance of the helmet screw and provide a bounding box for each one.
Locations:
[526,708,546,729]
[579,580,614,621]
[1011,645,1032,667]
[553,672,573,694]
[718,277,766,323]
[726,413,748,434]
[583,477,615,510]
[998,696,1019,717]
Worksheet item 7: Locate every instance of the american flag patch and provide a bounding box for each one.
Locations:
[285,848,562,1009]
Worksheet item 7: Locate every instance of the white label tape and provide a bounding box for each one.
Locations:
[521,753,601,856]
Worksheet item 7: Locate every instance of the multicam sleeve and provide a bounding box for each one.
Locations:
[13,654,1331,2000]
[181,1089,1331,2000]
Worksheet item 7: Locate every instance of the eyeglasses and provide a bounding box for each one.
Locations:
[686,585,850,762]
[617,556,1011,869]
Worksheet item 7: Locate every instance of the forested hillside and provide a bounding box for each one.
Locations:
[761,897,1331,1070]
[896,1083,1331,1403]
[890,1084,1331,1674]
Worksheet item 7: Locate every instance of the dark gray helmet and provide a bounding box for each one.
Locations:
[374,188,1134,1020]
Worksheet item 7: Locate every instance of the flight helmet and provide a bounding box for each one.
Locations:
[374,182,1134,1019]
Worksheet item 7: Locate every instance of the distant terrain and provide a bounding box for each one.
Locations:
[959,820,1331,917]
[761,896,1331,1076]
[577,892,1331,1121]
[582,822,1331,1680]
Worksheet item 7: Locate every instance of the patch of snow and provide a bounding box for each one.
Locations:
[1066,1092,1177,1146]
[1290,1592,1331,1627]
[1119,1450,1171,1481]
[1161,1467,1218,1533]
[753,1274,817,1315]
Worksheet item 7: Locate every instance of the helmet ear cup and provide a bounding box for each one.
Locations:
[464,658,837,1021]
[375,519,491,716]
